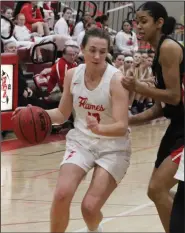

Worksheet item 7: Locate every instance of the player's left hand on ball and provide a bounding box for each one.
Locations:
[86,116,99,133]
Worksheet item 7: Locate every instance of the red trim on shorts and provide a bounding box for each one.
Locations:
[171,146,184,164]
[66,151,76,160]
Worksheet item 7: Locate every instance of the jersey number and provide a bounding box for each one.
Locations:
[88,112,101,123]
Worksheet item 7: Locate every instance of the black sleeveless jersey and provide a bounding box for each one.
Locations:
[152,35,184,124]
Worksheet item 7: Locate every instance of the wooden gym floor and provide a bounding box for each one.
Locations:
[1,119,173,232]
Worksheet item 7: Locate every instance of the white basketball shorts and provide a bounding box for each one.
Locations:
[60,129,131,184]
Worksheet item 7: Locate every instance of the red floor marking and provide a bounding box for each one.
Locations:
[1,134,66,152]
[133,144,158,153]
[2,198,52,203]
[8,145,159,179]
[20,201,50,205]
[12,169,56,172]
[11,146,158,180]
[12,177,57,180]
[28,169,58,178]
[2,198,142,207]
[1,220,49,226]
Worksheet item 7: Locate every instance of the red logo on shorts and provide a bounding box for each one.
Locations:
[66,150,76,160]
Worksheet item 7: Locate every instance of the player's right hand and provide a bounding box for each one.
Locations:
[11,105,32,119]
[12,107,22,118]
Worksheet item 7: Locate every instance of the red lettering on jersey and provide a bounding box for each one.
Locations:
[78,96,105,111]
[88,112,101,123]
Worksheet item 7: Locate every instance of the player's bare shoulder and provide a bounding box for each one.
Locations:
[65,67,77,80]
[160,39,183,63]
[111,70,123,83]
[110,70,125,95]
[161,38,182,51]
[64,67,77,87]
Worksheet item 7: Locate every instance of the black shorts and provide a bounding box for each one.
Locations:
[155,122,184,168]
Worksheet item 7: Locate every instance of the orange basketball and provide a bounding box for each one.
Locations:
[12,106,52,144]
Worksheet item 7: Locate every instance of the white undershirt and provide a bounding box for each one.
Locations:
[73,21,84,38]
[54,17,70,36]
[77,30,85,47]
[14,25,31,41]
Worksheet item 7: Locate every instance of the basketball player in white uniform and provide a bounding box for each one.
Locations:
[48,28,132,232]
[13,28,131,232]
[170,149,184,233]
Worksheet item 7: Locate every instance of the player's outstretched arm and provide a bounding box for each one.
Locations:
[46,68,75,125]
[129,101,163,125]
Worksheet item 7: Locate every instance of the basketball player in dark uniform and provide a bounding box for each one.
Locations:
[121,2,184,233]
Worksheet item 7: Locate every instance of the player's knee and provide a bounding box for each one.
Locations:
[147,181,164,201]
[81,196,100,217]
[37,22,44,27]
[53,187,73,204]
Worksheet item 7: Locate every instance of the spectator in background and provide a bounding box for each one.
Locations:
[101,15,109,29]
[1,8,14,39]
[145,55,154,77]
[35,44,78,96]
[115,20,138,56]
[77,20,97,47]
[95,14,109,30]
[14,13,47,42]
[13,13,56,44]
[33,44,78,130]
[139,52,151,80]
[120,56,134,75]
[2,37,34,52]
[140,52,148,64]
[37,1,55,30]
[3,39,48,109]
[47,45,77,92]
[54,7,72,36]
[3,40,17,54]
[113,53,125,69]
[13,13,71,54]
[148,49,155,59]
[128,52,142,111]
[130,53,154,114]
[73,11,92,39]
[133,52,141,67]
[65,40,80,64]
[2,7,13,20]
[13,1,50,36]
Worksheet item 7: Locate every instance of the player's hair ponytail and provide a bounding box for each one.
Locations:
[162,16,176,35]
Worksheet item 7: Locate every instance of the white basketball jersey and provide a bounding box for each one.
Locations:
[174,149,184,181]
[70,63,124,138]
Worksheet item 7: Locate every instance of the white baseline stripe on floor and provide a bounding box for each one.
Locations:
[74,202,153,232]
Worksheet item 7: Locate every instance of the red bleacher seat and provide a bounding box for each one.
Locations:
[1,1,15,11]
